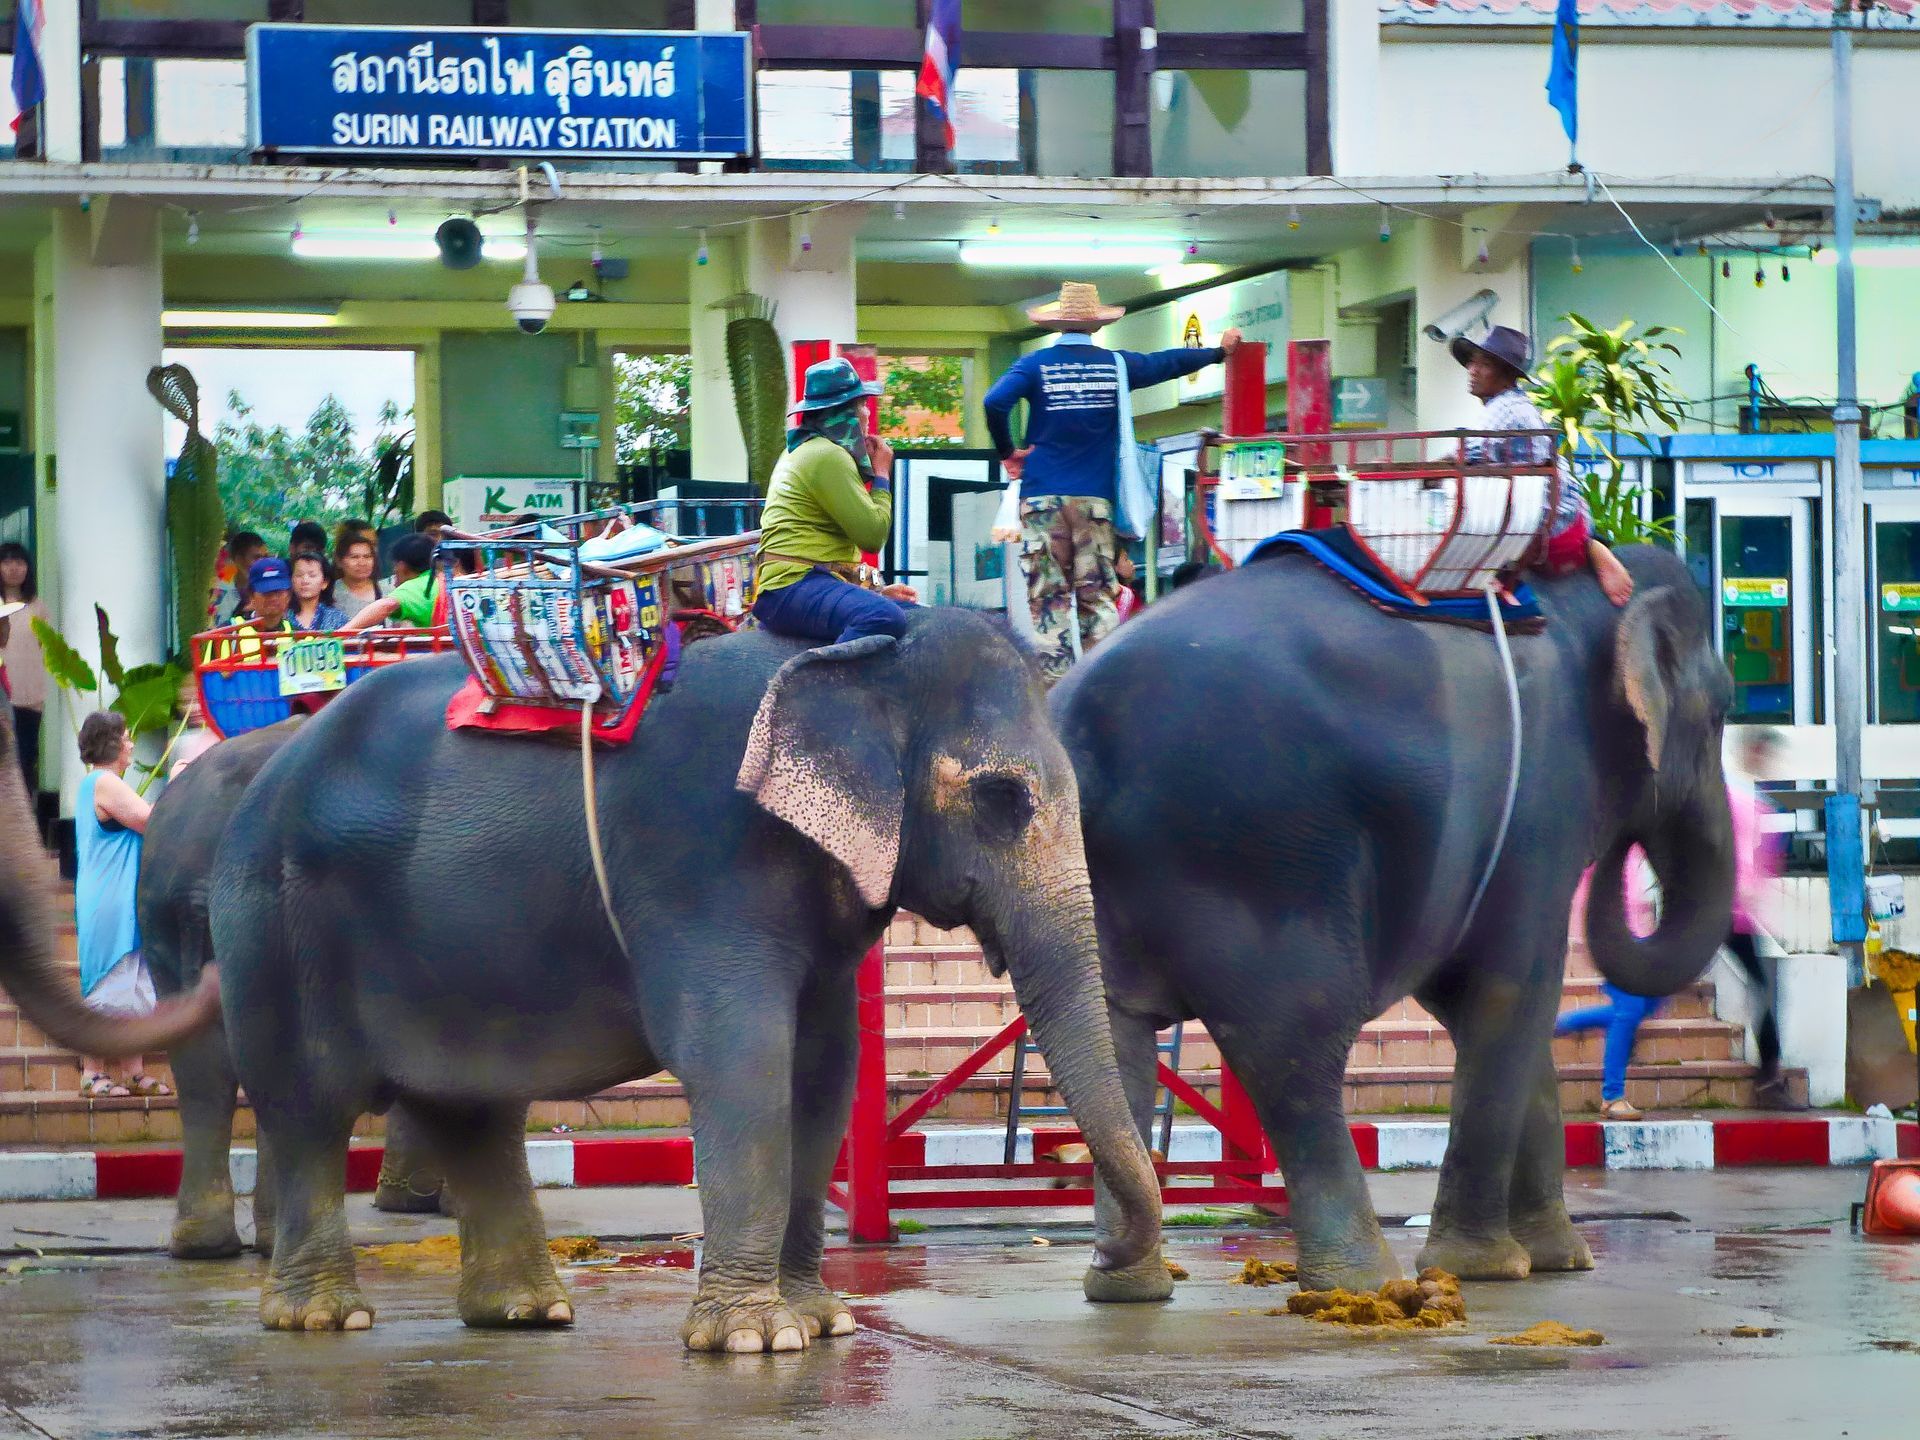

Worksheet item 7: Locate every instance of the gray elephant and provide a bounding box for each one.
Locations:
[139,718,445,1260]
[1056,547,1733,1291]
[0,695,220,1060]
[208,612,1169,1347]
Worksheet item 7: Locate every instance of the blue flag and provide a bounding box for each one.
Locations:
[11,0,48,134]
[1546,0,1579,155]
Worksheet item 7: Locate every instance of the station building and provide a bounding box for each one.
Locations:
[1,0,1917,834]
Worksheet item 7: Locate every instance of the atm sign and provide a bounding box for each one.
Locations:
[1723,577,1788,609]
[1883,583,1920,613]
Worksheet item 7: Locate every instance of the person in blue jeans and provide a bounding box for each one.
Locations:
[1554,984,1660,1121]
[752,357,919,646]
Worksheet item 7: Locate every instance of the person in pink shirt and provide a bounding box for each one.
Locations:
[1724,729,1800,1109]
[1557,849,1661,1119]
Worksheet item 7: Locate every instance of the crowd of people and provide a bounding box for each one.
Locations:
[211,509,456,644]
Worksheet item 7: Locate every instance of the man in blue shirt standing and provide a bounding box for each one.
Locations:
[985,282,1240,682]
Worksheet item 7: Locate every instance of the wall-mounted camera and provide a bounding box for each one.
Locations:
[508,211,554,335]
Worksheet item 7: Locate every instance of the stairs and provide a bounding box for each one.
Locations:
[0,900,1804,1147]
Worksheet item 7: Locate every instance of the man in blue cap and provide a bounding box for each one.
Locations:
[213,556,298,661]
[752,356,918,646]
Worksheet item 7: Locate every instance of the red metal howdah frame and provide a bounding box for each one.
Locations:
[828,941,1287,1242]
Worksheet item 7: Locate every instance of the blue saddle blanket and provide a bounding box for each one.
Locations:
[1245,528,1544,623]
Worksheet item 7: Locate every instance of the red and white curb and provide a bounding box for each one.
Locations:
[1,1118,1914,1204]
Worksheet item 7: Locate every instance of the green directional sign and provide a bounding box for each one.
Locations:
[1333,377,1389,429]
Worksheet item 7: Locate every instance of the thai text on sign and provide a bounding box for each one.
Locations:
[1722,577,1789,609]
[247,26,753,159]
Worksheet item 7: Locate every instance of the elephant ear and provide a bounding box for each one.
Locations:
[736,636,905,909]
[1614,584,1687,772]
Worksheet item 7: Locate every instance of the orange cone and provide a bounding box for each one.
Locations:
[1861,1159,1920,1237]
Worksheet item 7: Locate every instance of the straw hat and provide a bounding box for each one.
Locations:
[1026,281,1125,332]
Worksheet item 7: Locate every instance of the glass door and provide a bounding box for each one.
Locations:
[1692,495,1814,725]
[1871,496,1920,725]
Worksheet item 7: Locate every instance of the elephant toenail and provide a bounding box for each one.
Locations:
[344,1312,372,1331]
[303,1313,333,1331]
[684,1328,714,1351]
[770,1326,806,1352]
[724,1329,765,1353]
[506,1305,531,1322]
[827,1313,856,1336]
[547,1302,574,1324]
[802,1315,822,1337]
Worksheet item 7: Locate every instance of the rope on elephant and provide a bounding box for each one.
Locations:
[1453,583,1525,951]
[581,700,634,960]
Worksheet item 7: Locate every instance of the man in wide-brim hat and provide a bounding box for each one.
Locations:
[1454,324,1633,607]
[984,282,1241,682]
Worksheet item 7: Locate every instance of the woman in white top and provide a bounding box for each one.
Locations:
[0,542,49,797]
[331,532,385,617]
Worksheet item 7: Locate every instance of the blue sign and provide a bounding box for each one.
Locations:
[246,25,753,159]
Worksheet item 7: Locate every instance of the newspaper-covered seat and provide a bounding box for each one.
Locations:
[439,499,761,737]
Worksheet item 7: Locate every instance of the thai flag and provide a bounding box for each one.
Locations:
[10,0,46,134]
[915,0,962,150]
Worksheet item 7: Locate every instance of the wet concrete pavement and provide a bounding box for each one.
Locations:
[0,1170,1912,1439]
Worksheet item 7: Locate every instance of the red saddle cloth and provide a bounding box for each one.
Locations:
[445,637,668,745]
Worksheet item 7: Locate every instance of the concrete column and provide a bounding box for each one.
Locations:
[413,340,443,510]
[35,205,166,809]
[1410,218,1529,436]
[745,208,862,365]
[37,0,83,162]
[688,231,748,483]
[1327,0,1380,177]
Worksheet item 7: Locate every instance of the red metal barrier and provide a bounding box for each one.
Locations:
[827,937,1286,1242]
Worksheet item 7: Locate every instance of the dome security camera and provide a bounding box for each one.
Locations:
[508,212,554,335]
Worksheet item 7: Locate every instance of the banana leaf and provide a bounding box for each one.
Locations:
[113,660,188,741]
[94,605,125,690]
[31,617,97,694]
[724,294,787,496]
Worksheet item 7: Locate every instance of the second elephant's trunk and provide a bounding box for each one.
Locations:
[1587,784,1736,999]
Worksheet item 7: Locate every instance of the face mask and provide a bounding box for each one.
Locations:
[788,403,870,473]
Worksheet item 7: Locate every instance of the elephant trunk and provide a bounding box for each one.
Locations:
[1586,783,1736,999]
[990,804,1162,1274]
[0,706,221,1057]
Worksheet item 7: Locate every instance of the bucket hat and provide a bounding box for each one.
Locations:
[1026,281,1126,332]
[791,356,884,414]
[1450,324,1532,377]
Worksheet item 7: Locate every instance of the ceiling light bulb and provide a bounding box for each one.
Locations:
[988,215,1001,236]
[1571,244,1583,275]
[1187,239,1199,256]
[1764,209,1777,230]
[1287,205,1301,231]
[695,230,710,266]
[1697,241,1710,257]
[799,226,812,253]
[894,201,907,222]
[291,221,303,243]
[1378,207,1391,243]
[1754,264,1765,288]
[1782,263,1792,283]
[1722,259,1732,278]
[187,213,199,245]
[387,208,397,227]
[1477,238,1491,266]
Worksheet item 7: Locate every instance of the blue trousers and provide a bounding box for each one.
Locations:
[1555,984,1662,1103]
[753,570,908,646]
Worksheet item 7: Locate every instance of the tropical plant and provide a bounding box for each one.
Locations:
[213,392,413,535]
[1527,313,1687,547]
[148,364,228,659]
[723,293,787,495]
[614,352,692,465]
[364,401,416,526]
[32,607,190,794]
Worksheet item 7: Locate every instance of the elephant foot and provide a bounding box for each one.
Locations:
[1510,1210,1595,1274]
[261,1281,374,1332]
[1418,1231,1531,1282]
[780,1282,857,1340]
[1082,1246,1176,1304]
[373,1177,445,1215]
[459,1277,575,1329]
[170,1211,243,1261]
[682,1288,809,1354]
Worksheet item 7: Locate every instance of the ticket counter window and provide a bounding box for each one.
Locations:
[1719,514,1795,724]
[1876,520,1920,724]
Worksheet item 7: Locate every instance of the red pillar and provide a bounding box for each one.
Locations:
[844,938,894,1243]
[1222,342,1269,438]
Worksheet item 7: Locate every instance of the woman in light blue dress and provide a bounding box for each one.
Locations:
[74,711,169,1098]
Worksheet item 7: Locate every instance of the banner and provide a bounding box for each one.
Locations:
[247,25,753,159]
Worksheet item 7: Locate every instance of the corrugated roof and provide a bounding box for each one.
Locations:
[1383,1,1919,26]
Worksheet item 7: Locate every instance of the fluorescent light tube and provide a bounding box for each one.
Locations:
[162,309,339,329]
[291,234,526,262]
[959,241,1185,269]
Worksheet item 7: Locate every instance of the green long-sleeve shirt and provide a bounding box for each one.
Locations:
[754,436,894,595]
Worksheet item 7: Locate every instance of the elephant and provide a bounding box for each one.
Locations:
[1055,545,1734,1292]
[138,718,444,1261]
[207,610,1169,1347]
[0,693,220,1060]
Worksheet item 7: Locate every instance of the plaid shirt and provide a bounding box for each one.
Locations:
[1468,386,1585,535]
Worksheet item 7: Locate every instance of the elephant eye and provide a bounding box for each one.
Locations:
[969,772,1037,845]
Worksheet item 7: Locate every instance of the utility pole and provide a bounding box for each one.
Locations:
[1829,2,1868,987]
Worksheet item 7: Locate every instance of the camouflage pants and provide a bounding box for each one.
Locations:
[1019,496,1121,684]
